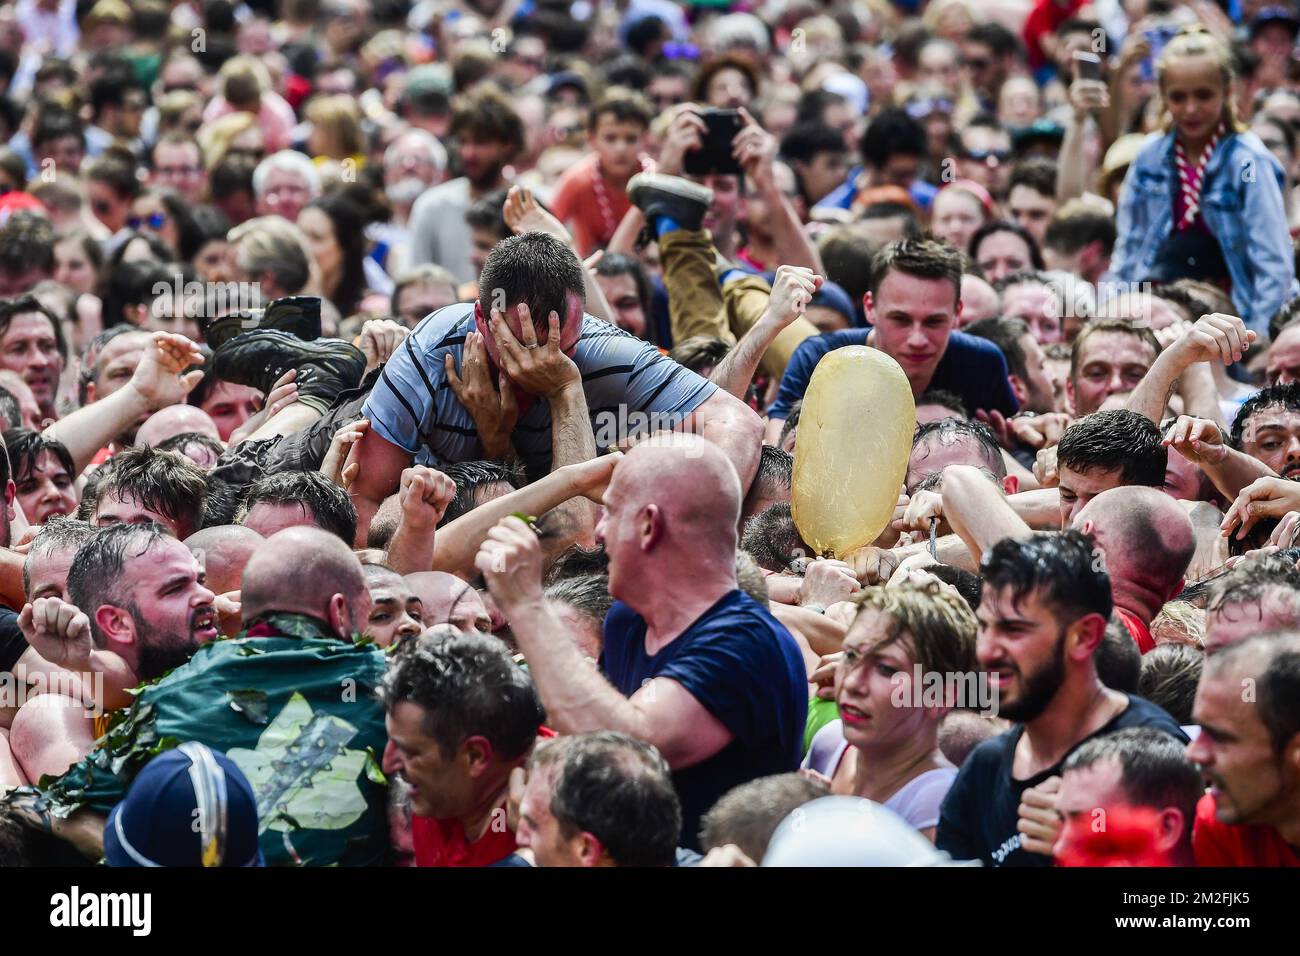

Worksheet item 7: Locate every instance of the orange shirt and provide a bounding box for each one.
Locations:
[549,153,639,257]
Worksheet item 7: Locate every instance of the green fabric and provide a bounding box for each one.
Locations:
[41,614,391,867]
[803,696,840,756]
[125,51,161,91]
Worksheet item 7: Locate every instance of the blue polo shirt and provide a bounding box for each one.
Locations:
[362,302,717,475]
[767,327,1018,421]
[815,168,939,213]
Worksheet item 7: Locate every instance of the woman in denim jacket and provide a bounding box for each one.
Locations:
[1111,26,1298,334]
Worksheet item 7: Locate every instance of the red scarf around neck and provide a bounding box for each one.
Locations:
[1173,123,1225,231]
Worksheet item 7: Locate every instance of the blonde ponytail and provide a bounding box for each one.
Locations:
[1155,23,1245,132]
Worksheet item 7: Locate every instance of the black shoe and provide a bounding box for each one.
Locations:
[212,329,365,415]
[627,173,714,233]
[202,296,323,351]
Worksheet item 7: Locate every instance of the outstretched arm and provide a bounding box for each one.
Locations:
[384,467,457,575]
[939,465,1033,566]
[709,265,822,400]
[681,389,764,492]
[431,455,620,579]
[6,787,105,859]
[346,428,415,549]
[1221,475,1300,541]
[1057,79,1108,204]
[1127,314,1254,425]
[45,332,205,474]
[733,113,824,272]
[607,207,646,257]
[1163,415,1276,502]
[477,516,733,769]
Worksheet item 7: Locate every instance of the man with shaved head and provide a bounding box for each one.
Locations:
[239,526,371,635]
[1074,486,1195,654]
[476,433,808,850]
[34,524,389,866]
[184,525,264,597]
[134,404,222,449]
[405,570,491,633]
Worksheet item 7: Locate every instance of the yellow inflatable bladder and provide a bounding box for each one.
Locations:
[791,345,916,559]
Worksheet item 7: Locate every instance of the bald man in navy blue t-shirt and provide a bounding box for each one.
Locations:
[476,434,807,851]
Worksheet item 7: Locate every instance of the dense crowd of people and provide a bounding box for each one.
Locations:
[0,0,1296,870]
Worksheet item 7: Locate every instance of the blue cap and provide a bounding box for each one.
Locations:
[547,71,589,100]
[810,280,859,326]
[104,743,263,867]
[1251,5,1300,36]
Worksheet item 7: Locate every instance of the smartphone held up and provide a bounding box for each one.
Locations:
[683,108,746,177]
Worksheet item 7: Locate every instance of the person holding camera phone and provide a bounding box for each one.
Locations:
[623,104,824,381]
[1110,25,1298,335]
[1056,47,1112,209]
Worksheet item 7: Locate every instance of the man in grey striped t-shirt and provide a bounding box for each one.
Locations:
[350,234,762,537]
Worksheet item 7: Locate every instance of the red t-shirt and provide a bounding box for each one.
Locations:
[1116,607,1156,655]
[411,810,518,868]
[735,247,767,273]
[549,153,642,257]
[410,727,557,867]
[1021,0,1087,72]
[1193,793,1300,866]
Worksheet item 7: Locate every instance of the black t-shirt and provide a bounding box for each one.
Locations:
[936,695,1189,867]
[0,606,28,674]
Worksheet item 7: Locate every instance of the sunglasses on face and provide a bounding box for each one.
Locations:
[128,211,167,230]
[906,98,954,119]
[964,148,1011,164]
[964,58,990,70]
